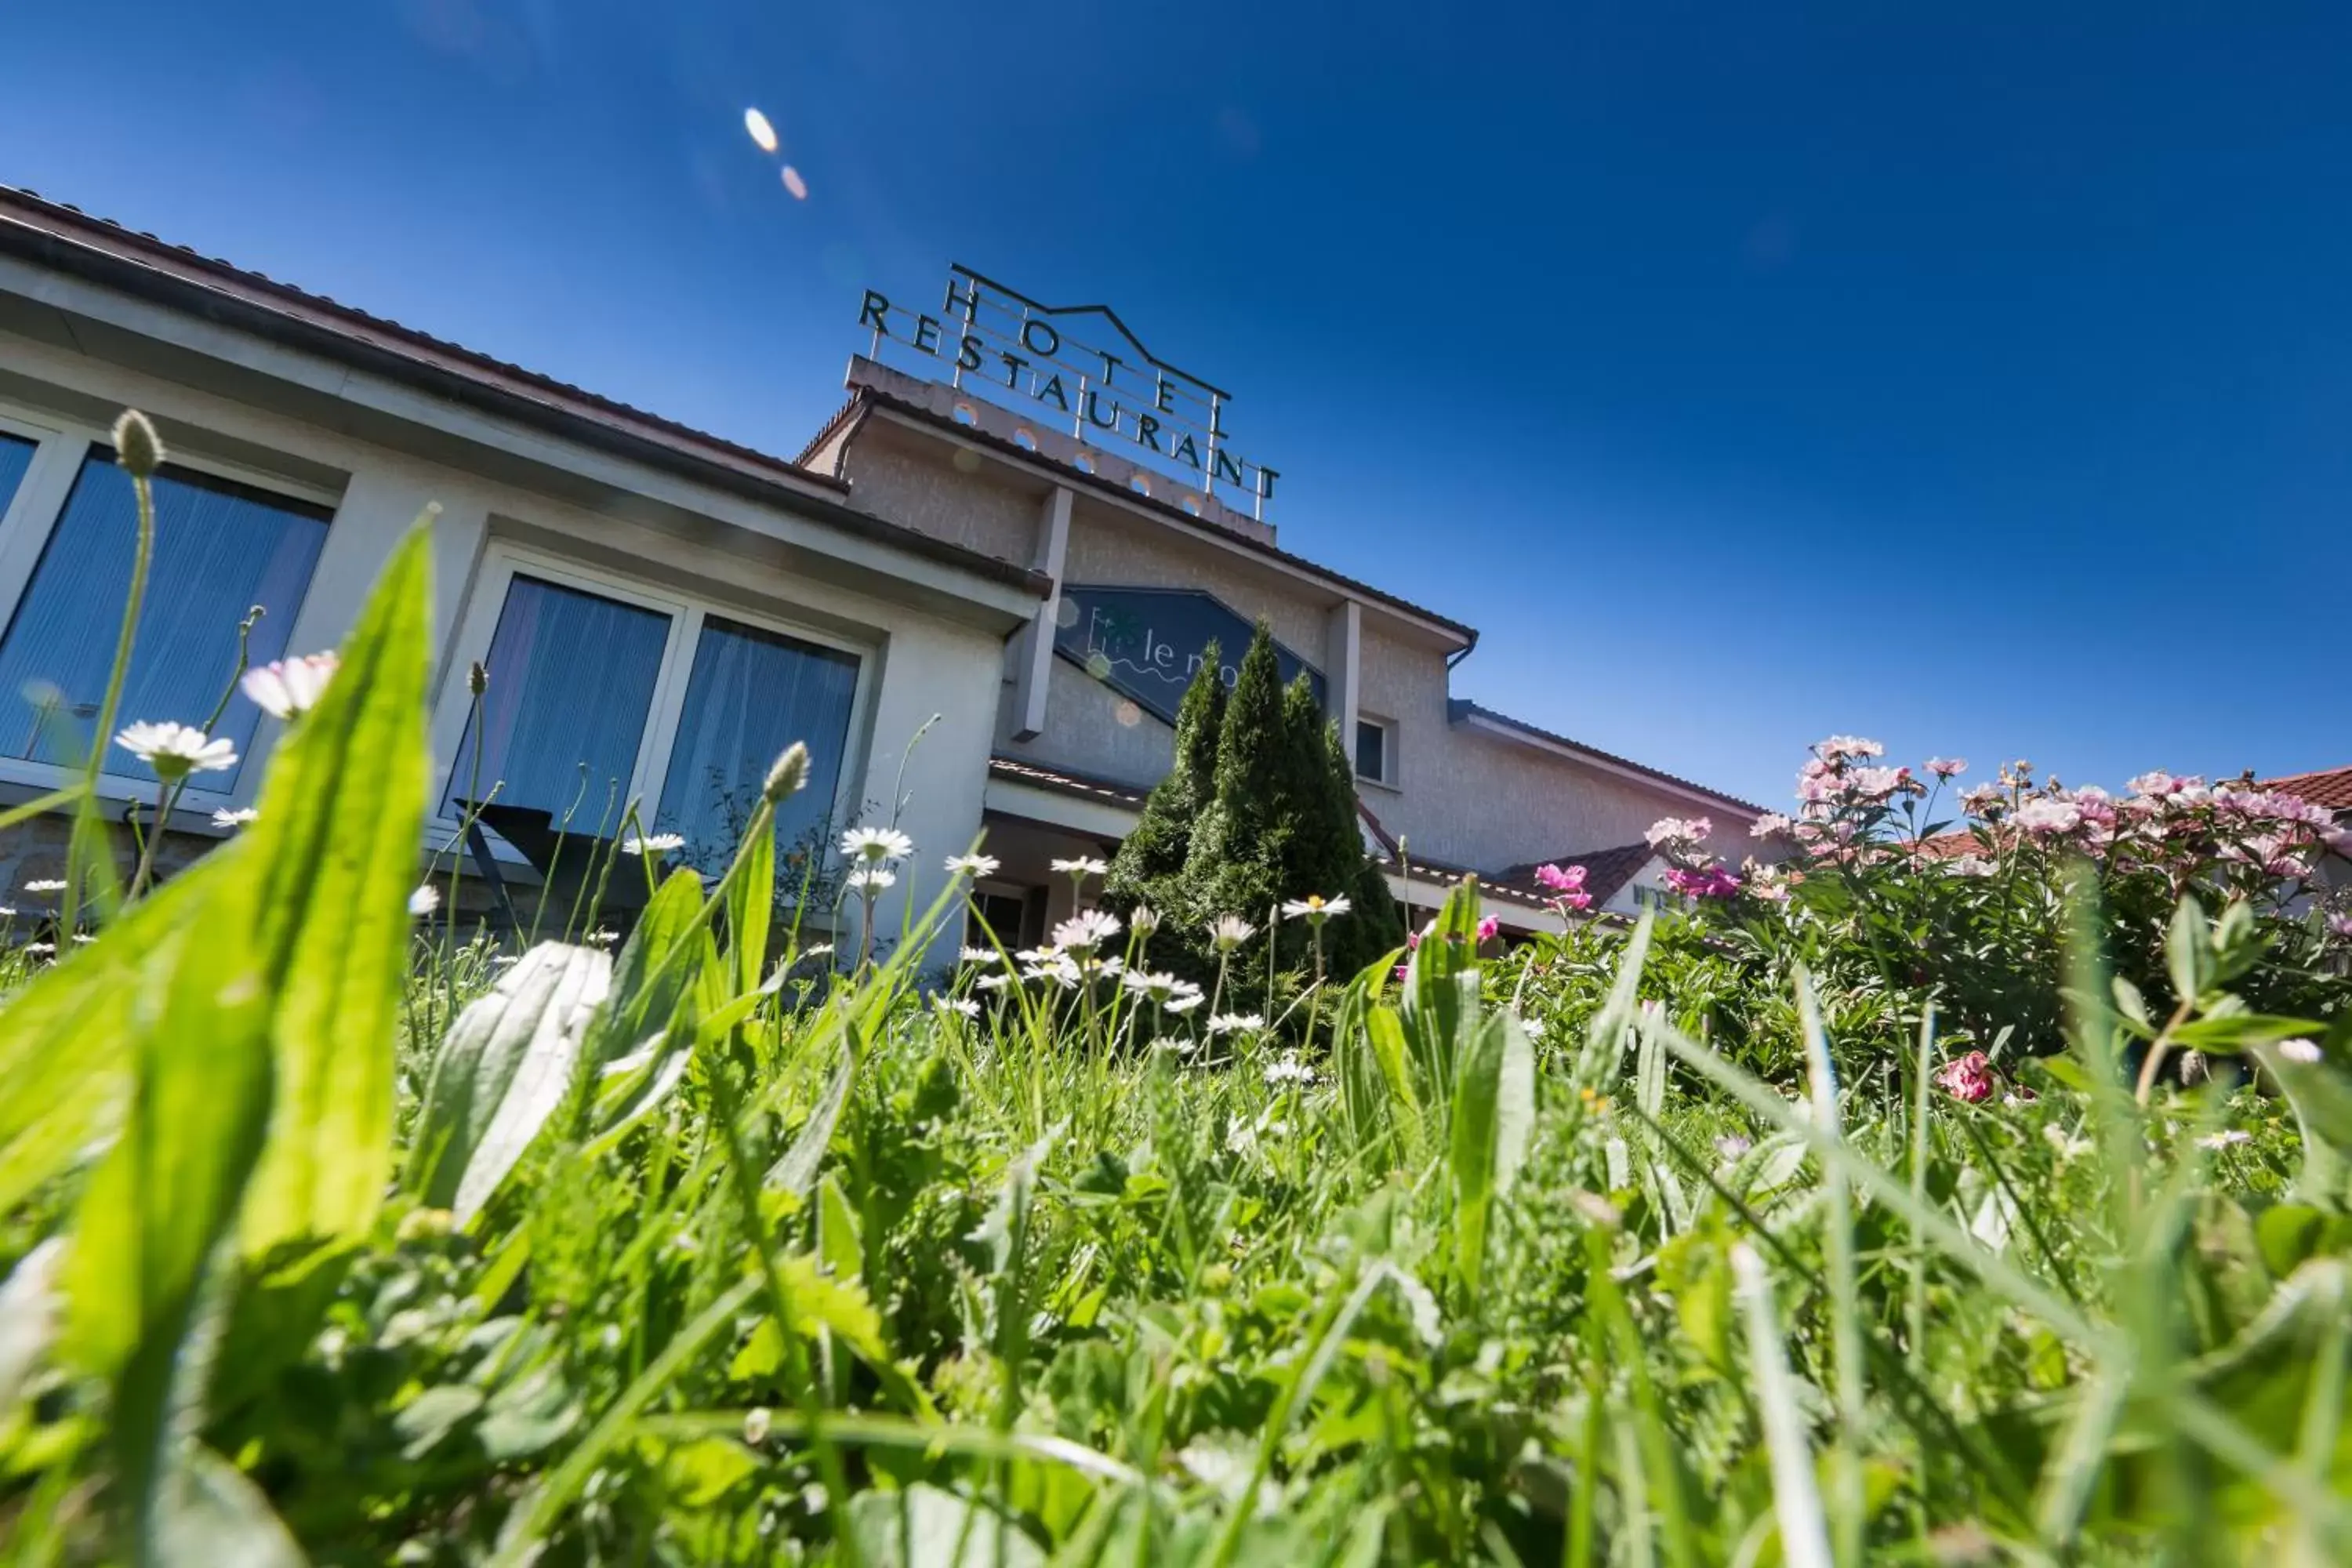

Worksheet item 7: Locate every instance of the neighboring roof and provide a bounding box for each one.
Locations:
[2263,764,2352,812]
[1354,798,1556,912]
[1499,842,1657,906]
[985,756,1149,812]
[1448,700,1766,815]
[0,186,1051,600]
[850,385,1479,645]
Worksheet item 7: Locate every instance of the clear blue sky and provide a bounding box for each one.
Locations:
[5,2,2347,809]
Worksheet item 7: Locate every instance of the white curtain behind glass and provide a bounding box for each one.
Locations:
[0,448,329,786]
[655,615,859,877]
[443,575,671,829]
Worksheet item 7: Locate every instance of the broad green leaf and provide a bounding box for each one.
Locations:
[1448,1011,1532,1301]
[1402,881,1483,1092]
[61,820,274,1544]
[767,1048,854,1196]
[0,1238,63,1418]
[848,1483,1046,1568]
[2172,1014,2330,1053]
[726,810,775,999]
[599,867,709,1060]
[0,857,228,1215]
[239,525,434,1257]
[406,941,614,1220]
[2166,895,2209,1004]
[1361,1004,1425,1160]
[154,1443,306,1568]
[2252,1041,2352,1207]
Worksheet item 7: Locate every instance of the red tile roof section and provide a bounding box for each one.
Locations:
[2263,764,2352,811]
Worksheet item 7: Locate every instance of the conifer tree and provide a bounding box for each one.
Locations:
[1105,640,1224,920]
[1185,625,1292,953]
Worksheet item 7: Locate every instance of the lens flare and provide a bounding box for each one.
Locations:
[743,107,778,153]
[781,165,809,200]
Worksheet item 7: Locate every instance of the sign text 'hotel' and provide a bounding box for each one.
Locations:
[857,266,1279,512]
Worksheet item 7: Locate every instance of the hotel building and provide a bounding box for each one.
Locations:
[0,189,1763,951]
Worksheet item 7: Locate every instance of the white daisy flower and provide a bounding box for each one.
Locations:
[1264,1051,1317,1086]
[1165,993,1204,1014]
[1208,914,1257,951]
[944,852,1000,878]
[22,941,54,957]
[407,884,441,917]
[622,832,686,855]
[240,651,339,720]
[1052,909,1121,951]
[2195,1129,2253,1151]
[211,807,259,829]
[1050,856,1108,878]
[976,972,1014,992]
[2279,1037,2324,1065]
[933,996,982,1019]
[1207,1012,1265,1036]
[845,866,898,893]
[586,927,619,946]
[115,720,237,779]
[22,880,65,895]
[1279,893,1352,924]
[1123,970,1184,1003]
[1128,905,1161,935]
[840,826,914,864]
[959,946,1003,965]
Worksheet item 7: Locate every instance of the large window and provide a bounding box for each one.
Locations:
[438,553,866,879]
[0,445,330,788]
[441,575,673,823]
[653,615,860,875]
[0,433,33,515]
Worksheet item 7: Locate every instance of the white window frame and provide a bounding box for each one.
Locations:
[1354,712,1398,788]
[426,540,877,869]
[0,401,342,814]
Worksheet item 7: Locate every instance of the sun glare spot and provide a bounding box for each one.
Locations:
[744,107,778,153]
[782,165,809,200]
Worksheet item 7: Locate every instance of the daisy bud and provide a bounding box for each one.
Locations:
[468,659,488,696]
[763,740,809,804]
[111,409,165,479]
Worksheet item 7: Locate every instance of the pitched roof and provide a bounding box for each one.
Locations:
[0,186,1052,599]
[2262,764,2352,811]
[1447,700,1766,815]
[985,756,1149,811]
[1498,842,1658,906]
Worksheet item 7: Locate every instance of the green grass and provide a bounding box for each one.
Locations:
[2,433,2349,1565]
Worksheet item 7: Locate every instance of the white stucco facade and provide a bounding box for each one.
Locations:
[0,187,1770,954]
[0,192,1041,961]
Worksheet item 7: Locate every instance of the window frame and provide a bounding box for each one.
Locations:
[1354,712,1398,788]
[0,401,341,813]
[427,540,877,870]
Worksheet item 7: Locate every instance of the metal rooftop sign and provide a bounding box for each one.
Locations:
[855,265,1280,517]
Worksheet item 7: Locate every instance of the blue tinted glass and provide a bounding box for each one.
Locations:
[444,575,671,826]
[656,615,858,876]
[0,448,329,786]
[0,433,32,514]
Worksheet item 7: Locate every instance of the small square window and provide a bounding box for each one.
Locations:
[1355,717,1391,784]
[0,446,330,788]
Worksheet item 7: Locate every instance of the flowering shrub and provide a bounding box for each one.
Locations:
[1588,739,2351,1076]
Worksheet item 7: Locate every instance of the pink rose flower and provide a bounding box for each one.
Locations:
[1475,915,1500,942]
